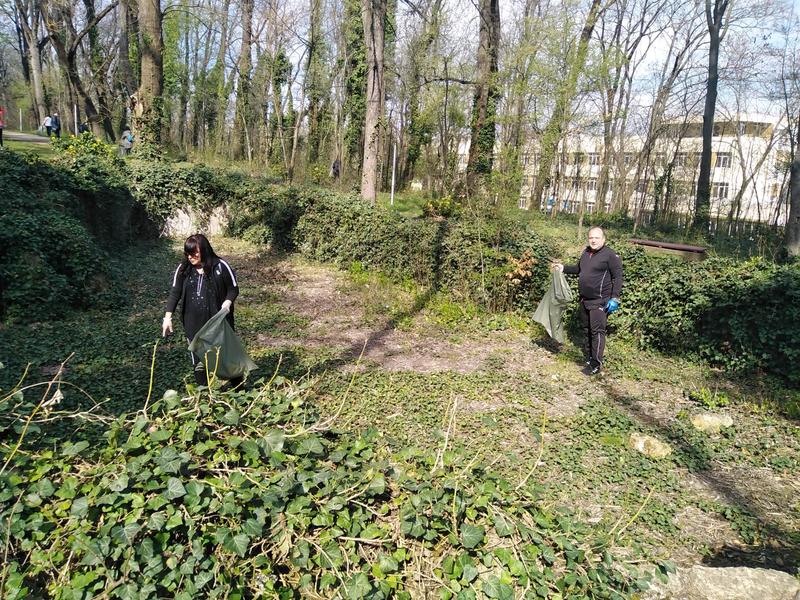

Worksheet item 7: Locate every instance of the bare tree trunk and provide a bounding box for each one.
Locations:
[133,0,163,148]
[118,0,137,95]
[530,0,604,208]
[465,0,500,194]
[360,0,386,203]
[233,0,253,160]
[693,0,729,234]
[13,0,47,124]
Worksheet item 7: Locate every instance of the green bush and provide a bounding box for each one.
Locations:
[295,193,443,285]
[439,217,557,312]
[0,381,648,599]
[128,162,236,227]
[0,150,142,320]
[614,247,800,384]
[227,183,308,251]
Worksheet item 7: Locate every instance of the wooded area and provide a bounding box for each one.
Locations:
[1,0,799,252]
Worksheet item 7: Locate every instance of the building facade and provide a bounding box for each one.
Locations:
[518,114,789,227]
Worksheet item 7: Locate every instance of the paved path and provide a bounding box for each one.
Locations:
[3,130,51,144]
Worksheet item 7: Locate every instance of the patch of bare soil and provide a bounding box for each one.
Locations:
[254,259,562,376]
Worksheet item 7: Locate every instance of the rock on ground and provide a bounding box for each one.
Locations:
[644,565,800,600]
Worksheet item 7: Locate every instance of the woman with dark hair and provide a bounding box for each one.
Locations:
[162,234,241,386]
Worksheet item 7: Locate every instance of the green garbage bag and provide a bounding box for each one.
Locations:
[188,309,257,380]
[532,271,574,343]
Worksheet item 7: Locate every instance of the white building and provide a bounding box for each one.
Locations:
[518,114,789,227]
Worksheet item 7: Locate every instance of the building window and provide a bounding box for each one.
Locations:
[675,152,688,167]
[715,152,731,168]
[587,178,598,191]
[624,153,635,166]
[572,178,579,189]
[711,182,729,199]
[573,152,584,165]
[588,153,600,166]
[636,179,649,194]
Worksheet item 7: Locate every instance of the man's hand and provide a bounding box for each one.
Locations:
[221,300,232,313]
[604,298,620,314]
[162,314,173,337]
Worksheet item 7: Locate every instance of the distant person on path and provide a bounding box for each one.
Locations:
[119,127,134,156]
[162,234,241,388]
[50,112,61,138]
[43,115,52,136]
[79,121,90,134]
[331,157,340,180]
[553,226,623,375]
[0,106,5,147]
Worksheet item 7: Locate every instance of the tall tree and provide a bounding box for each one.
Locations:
[233,0,254,159]
[465,0,500,193]
[692,0,730,234]
[11,0,47,124]
[133,0,164,148]
[42,0,118,136]
[360,0,386,202]
[530,0,606,208]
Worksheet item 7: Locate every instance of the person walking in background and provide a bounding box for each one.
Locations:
[162,234,242,388]
[553,226,623,375]
[78,121,90,134]
[0,106,5,147]
[119,127,134,156]
[50,112,61,138]
[43,114,52,136]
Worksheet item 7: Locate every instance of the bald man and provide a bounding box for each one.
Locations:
[554,227,623,375]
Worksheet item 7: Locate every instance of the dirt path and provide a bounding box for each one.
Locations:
[254,259,561,376]
[243,255,799,572]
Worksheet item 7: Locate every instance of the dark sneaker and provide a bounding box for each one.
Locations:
[582,363,601,376]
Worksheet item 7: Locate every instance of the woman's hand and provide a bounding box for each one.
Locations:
[551,262,563,273]
[221,300,232,313]
[162,314,173,337]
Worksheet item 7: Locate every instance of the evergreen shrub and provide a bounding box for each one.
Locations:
[439,217,558,312]
[295,193,443,285]
[0,149,143,321]
[615,247,800,383]
[227,183,309,251]
[0,381,649,599]
[128,162,235,227]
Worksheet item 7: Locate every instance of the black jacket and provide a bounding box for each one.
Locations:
[563,245,623,308]
[166,257,239,328]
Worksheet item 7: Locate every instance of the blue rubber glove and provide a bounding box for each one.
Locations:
[604,298,620,314]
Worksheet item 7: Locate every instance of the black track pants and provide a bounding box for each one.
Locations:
[580,302,607,368]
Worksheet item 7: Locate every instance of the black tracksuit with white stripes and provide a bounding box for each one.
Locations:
[166,257,239,383]
[563,245,623,368]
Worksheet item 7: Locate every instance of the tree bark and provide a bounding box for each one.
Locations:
[787,158,800,257]
[465,0,500,194]
[133,0,163,148]
[233,0,253,160]
[529,0,604,208]
[360,0,386,203]
[693,0,729,234]
[118,0,137,95]
[14,0,48,124]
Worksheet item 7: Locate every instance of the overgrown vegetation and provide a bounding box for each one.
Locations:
[3,142,798,387]
[0,375,654,599]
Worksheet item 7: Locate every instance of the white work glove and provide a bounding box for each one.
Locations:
[221,300,232,313]
[551,262,563,273]
[162,314,173,337]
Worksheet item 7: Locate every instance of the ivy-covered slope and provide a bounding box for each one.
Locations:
[0,380,656,599]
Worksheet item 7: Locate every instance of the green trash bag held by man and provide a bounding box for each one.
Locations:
[188,308,257,380]
[533,270,573,343]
